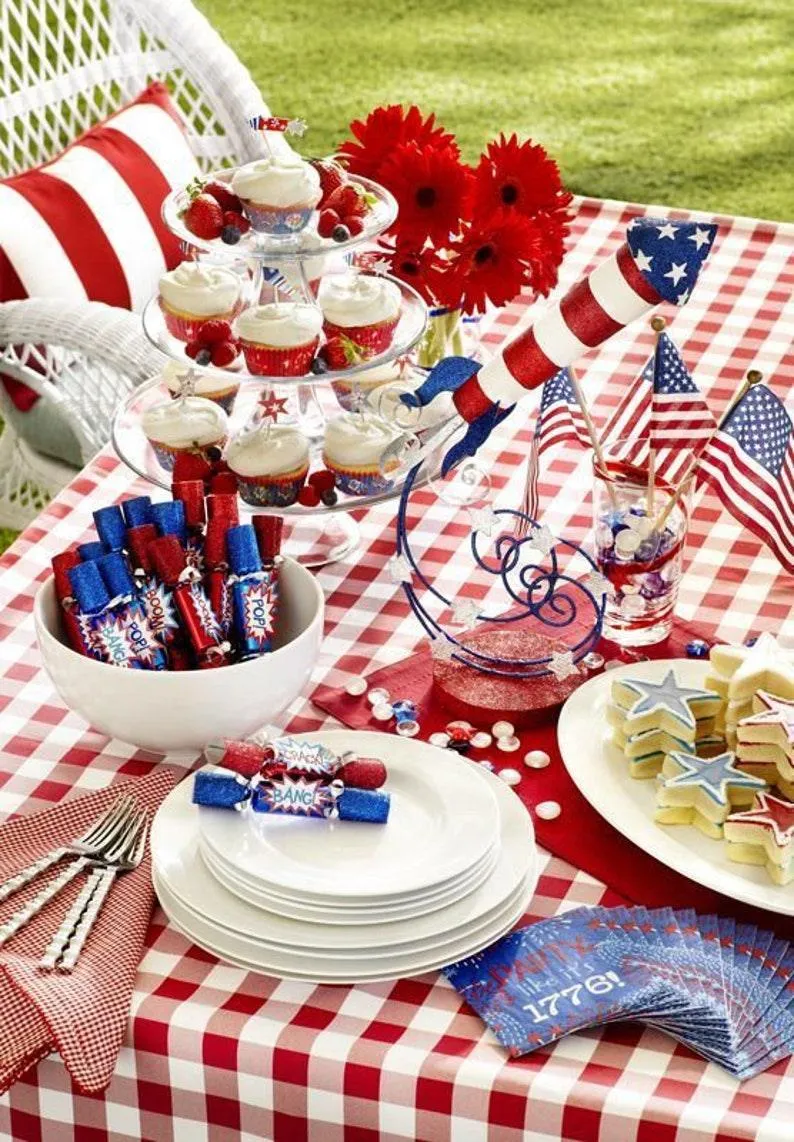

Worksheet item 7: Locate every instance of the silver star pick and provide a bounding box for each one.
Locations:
[387,553,412,585]
[582,570,613,599]
[430,638,456,662]
[468,506,501,537]
[369,258,392,277]
[549,650,579,681]
[527,524,556,559]
[286,118,307,137]
[451,598,481,629]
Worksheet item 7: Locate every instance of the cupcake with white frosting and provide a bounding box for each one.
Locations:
[319,274,402,365]
[235,302,322,377]
[322,411,403,496]
[142,396,229,472]
[227,423,310,507]
[162,362,239,416]
[330,358,403,413]
[158,262,242,343]
[231,155,322,235]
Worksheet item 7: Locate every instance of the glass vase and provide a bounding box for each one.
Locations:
[416,307,467,368]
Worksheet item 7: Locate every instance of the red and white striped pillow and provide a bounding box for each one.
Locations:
[0,82,199,410]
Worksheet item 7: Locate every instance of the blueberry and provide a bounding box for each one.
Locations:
[206,446,223,463]
[310,356,329,374]
[332,224,351,243]
[196,348,212,366]
[321,489,338,506]
[220,225,241,245]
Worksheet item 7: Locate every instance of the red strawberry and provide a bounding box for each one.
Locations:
[310,158,346,206]
[298,485,321,507]
[198,319,233,345]
[203,180,242,213]
[325,185,366,218]
[321,334,367,371]
[317,208,341,239]
[346,216,365,237]
[185,340,202,359]
[222,210,250,234]
[183,194,223,239]
[210,340,238,367]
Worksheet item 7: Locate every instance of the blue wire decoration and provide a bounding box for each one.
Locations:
[394,461,608,679]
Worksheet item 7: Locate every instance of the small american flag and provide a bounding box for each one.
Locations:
[601,333,709,483]
[697,383,794,573]
[519,369,590,525]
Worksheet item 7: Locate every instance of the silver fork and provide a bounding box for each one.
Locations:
[40,809,149,972]
[0,797,137,949]
[0,794,135,906]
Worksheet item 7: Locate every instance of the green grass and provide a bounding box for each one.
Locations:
[197,0,794,221]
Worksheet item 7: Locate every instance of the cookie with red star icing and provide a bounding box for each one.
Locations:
[724,791,794,884]
[655,750,767,839]
[707,633,794,748]
[736,690,794,783]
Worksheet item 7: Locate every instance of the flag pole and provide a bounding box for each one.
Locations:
[567,366,619,508]
[646,316,665,515]
[653,368,764,532]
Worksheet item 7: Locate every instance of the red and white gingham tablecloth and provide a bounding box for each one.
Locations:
[0,197,792,1142]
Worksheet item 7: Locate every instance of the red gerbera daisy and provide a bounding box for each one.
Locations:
[439,211,562,315]
[472,133,573,220]
[338,104,459,183]
[386,240,449,305]
[378,142,472,246]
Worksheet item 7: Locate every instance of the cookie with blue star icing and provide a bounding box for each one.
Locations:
[610,669,721,740]
[655,750,768,839]
[610,721,724,779]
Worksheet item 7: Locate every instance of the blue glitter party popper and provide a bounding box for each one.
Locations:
[122,495,153,530]
[227,524,277,659]
[93,505,127,554]
[77,540,105,563]
[97,552,168,671]
[68,561,143,669]
[151,500,188,545]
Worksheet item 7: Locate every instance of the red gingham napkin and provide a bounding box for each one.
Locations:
[0,767,177,1094]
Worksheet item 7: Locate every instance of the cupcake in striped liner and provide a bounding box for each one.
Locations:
[236,303,322,377]
[158,262,243,343]
[142,396,229,472]
[231,155,322,235]
[163,362,240,416]
[319,274,402,365]
[227,423,310,507]
[322,411,404,497]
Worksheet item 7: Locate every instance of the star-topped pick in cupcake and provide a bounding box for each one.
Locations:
[724,791,794,884]
[655,750,767,839]
[612,669,721,739]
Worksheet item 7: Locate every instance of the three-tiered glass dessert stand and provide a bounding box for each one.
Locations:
[112,170,455,565]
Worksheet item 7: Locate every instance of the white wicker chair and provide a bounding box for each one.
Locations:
[0,0,277,528]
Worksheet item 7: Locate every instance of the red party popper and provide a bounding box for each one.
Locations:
[207,492,239,525]
[149,535,229,669]
[126,524,192,670]
[173,479,207,573]
[203,516,234,641]
[210,470,239,495]
[52,550,94,655]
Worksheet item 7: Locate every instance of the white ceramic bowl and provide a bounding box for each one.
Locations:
[34,558,324,753]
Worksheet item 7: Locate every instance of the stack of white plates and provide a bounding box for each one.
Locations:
[151,731,538,983]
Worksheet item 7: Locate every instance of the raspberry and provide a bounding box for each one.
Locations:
[298,485,321,507]
[203,180,242,213]
[197,320,233,345]
[317,208,341,239]
[346,216,365,237]
[185,340,202,359]
[308,469,336,493]
[223,210,250,234]
[210,340,238,367]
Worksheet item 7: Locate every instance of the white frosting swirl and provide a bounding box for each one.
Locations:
[323,412,402,469]
[231,155,321,208]
[235,303,322,348]
[227,424,309,477]
[142,396,228,447]
[159,262,241,316]
[319,274,401,328]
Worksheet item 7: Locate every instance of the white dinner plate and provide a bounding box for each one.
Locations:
[201,840,500,925]
[197,732,500,899]
[557,657,794,918]
[151,744,535,954]
[154,868,535,983]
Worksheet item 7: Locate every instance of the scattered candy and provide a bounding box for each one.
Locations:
[429,732,450,748]
[492,720,515,740]
[447,724,473,744]
[392,699,417,718]
[498,768,522,787]
[479,760,496,772]
[582,651,605,670]
[344,676,368,697]
[535,800,561,820]
[496,735,521,753]
[371,703,394,722]
[746,636,758,647]
[395,719,420,738]
[446,720,473,732]
[470,732,492,749]
[524,749,551,769]
[685,639,710,659]
[368,688,390,706]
